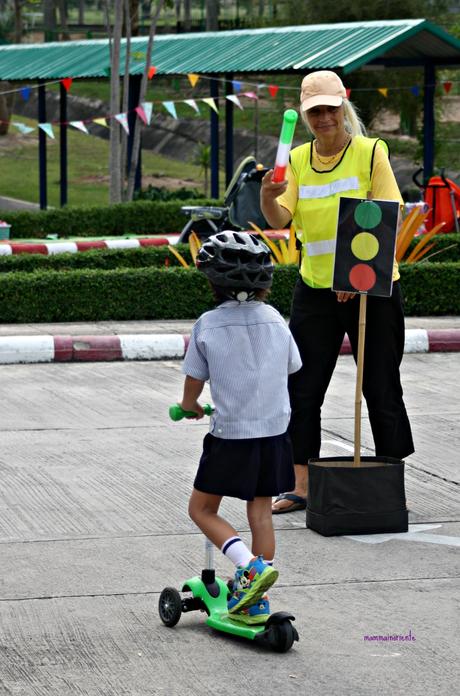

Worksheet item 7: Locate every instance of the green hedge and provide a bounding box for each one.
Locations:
[406,233,459,262]
[0,263,458,323]
[0,199,218,239]
[0,234,458,274]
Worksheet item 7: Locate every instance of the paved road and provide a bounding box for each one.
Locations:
[0,352,458,695]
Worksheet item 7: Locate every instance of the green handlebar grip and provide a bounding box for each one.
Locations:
[169,403,214,421]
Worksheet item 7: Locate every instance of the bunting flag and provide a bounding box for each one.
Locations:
[38,123,55,139]
[443,81,453,94]
[20,87,31,101]
[12,121,35,135]
[114,112,129,134]
[187,73,200,88]
[141,102,153,124]
[93,117,108,128]
[232,80,242,92]
[135,105,148,124]
[378,87,389,98]
[202,97,218,113]
[163,101,177,119]
[411,86,420,97]
[268,84,279,98]
[225,94,243,110]
[346,88,352,98]
[183,99,200,113]
[61,78,73,92]
[242,91,258,100]
[148,65,157,79]
[69,120,89,134]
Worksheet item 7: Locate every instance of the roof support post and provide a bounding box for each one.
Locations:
[210,77,219,198]
[38,81,47,210]
[59,81,68,207]
[423,61,436,181]
[127,74,142,193]
[225,73,234,187]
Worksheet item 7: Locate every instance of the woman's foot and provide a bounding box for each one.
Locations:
[272,492,307,514]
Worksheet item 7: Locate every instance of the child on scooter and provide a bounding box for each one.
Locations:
[178,231,301,624]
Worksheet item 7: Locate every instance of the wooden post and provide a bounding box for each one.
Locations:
[353,292,367,467]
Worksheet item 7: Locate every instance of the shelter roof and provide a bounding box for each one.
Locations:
[0,19,459,80]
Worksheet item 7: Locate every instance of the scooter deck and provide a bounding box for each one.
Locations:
[182,575,267,639]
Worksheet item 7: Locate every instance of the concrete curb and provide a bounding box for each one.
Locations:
[0,329,459,364]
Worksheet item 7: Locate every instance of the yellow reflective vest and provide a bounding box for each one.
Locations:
[289,135,388,288]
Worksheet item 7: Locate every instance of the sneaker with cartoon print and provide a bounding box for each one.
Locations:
[228,595,270,625]
[227,556,278,614]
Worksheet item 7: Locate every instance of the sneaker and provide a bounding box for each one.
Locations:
[227,556,278,614]
[229,595,270,625]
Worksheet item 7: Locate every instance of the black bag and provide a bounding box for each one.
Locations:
[306,456,408,537]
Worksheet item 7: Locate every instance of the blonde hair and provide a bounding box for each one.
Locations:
[300,99,366,138]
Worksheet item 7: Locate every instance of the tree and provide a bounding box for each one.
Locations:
[193,142,211,196]
[206,0,219,30]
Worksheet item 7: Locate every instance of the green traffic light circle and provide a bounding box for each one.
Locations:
[351,232,379,260]
[354,200,382,229]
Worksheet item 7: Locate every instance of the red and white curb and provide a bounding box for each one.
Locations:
[0,237,174,256]
[0,329,459,365]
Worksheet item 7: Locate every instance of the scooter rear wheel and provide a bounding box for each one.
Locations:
[159,587,182,627]
[269,619,297,653]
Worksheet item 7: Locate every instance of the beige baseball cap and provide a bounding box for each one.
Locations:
[300,71,347,112]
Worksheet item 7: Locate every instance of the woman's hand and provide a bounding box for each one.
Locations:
[261,169,288,201]
[335,291,356,303]
[260,170,292,229]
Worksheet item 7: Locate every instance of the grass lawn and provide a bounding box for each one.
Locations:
[0,115,207,207]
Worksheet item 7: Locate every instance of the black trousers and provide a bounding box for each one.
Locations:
[288,279,414,463]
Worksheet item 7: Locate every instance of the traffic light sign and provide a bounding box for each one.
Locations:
[332,197,400,297]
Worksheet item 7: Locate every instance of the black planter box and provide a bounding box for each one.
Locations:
[306,456,408,537]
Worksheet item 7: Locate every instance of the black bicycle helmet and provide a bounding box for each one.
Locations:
[196,231,274,291]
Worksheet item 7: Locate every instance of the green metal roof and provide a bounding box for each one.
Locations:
[0,19,459,80]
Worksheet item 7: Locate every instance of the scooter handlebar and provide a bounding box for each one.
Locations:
[169,403,214,421]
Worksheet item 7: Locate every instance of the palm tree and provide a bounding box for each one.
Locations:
[193,142,211,197]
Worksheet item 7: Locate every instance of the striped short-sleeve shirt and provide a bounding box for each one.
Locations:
[183,300,302,439]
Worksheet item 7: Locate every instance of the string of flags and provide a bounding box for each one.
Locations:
[6,73,459,139]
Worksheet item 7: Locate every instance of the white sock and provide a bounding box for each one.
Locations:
[221,536,253,568]
[265,559,274,566]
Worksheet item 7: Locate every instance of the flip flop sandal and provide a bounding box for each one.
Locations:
[272,493,307,514]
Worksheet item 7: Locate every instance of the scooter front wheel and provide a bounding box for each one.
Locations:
[267,619,299,653]
[159,587,182,627]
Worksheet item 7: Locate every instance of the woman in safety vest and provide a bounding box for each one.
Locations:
[261,70,414,514]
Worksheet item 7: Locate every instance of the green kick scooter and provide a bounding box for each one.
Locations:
[159,404,299,652]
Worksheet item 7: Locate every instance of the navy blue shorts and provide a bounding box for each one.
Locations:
[194,432,295,501]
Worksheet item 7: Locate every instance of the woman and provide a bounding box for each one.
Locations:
[260,70,414,514]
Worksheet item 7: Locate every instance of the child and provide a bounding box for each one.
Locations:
[178,231,301,624]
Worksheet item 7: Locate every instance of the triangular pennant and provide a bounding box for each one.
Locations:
[148,65,157,79]
[202,97,219,113]
[268,84,279,98]
[163,101,177,119]
[93,117,108,128]
[378,87,388,98]
[12,121,35,135]
[20,87,31,101]
[184,99,200,113]
[141,102,153,125]
[226,94,243,110]
[242,91,258,100]
[187,73,200,88]
[346,88,352,99]
[135,106,148,124]
[232,80,242,93]
[442,81,453,94]
[114,112,129,134]
[61,78,73,92]
[410,85,420,97]
[70,120,89,134]
[38,123,55,139]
